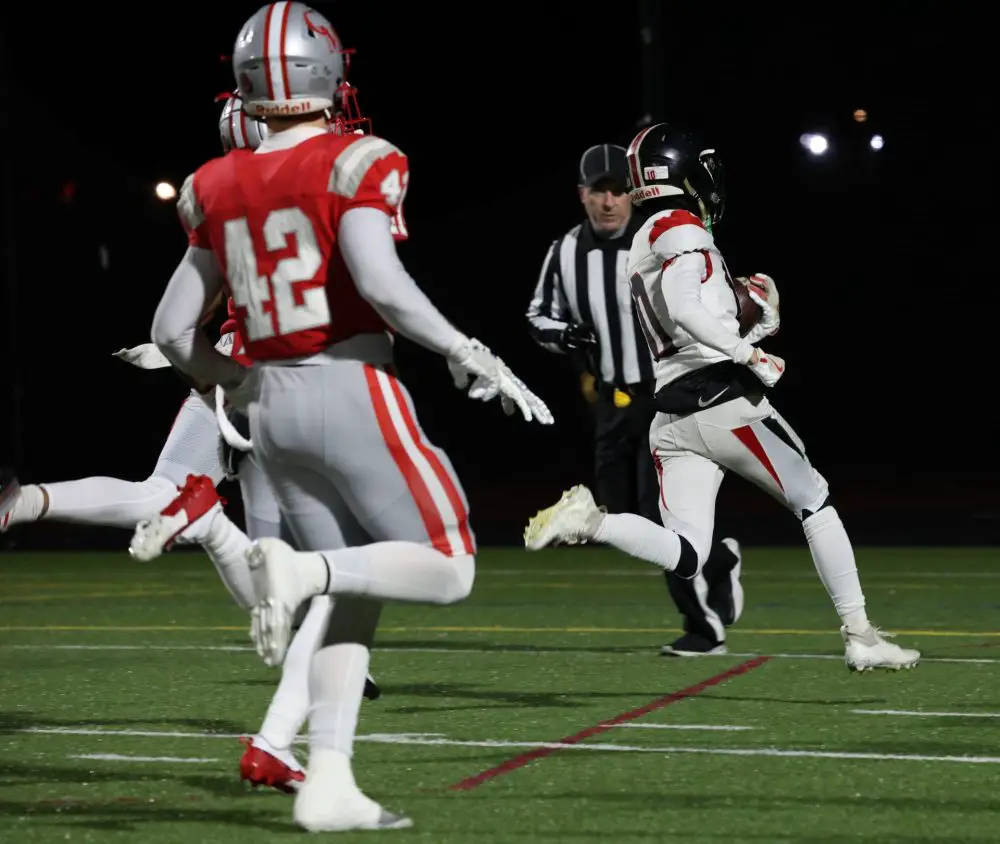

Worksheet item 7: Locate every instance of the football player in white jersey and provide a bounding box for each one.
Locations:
[525,123,919,673]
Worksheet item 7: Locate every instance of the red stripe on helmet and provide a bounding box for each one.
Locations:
[627,124,657,189]
[278,1,292,101]
[262,3,276,101]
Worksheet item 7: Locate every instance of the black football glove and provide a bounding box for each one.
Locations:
[559,323,597,352]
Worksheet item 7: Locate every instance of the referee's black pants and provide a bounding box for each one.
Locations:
[592,383,737,645]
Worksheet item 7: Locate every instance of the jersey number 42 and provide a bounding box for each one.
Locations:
[222,169,407,341]
[223,208,328,342]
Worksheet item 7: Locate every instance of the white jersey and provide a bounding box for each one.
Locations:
[627,208,752,388]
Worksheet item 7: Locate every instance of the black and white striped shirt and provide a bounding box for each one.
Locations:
[526,216,653,387]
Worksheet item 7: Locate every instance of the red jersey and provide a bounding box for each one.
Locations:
[179,131,410,361]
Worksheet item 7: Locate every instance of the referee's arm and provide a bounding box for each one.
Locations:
[526,240,568,354]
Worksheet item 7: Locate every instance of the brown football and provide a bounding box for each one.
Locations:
[734,277,762,337]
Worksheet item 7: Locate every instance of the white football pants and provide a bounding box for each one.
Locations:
[650,394,829,566]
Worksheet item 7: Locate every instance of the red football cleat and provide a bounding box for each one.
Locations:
[129,474,224,561]
[239,737,305,794]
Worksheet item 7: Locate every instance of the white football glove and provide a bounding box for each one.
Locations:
[114,335,236,371]
[747,349,785,388]
[446,336,554,425]
[743,273,780,344]
[112,343,171,370]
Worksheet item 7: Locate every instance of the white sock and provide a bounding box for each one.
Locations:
[308,642,369,757]
[7,484,46,526]
[257,596,331,759]
[803,507,869,631]
[250,733,302,772]
[304,542,474,604]
[38,476,177,529]
[199,510,256,610]
[593,512,682,572]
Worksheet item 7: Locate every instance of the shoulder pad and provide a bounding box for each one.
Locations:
[647,209,713,257]
[327,134,406,199]
[177,173,204,233]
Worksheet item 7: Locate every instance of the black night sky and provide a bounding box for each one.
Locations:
[1,2,995,550]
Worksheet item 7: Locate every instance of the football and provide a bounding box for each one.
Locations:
[734,276,763,337]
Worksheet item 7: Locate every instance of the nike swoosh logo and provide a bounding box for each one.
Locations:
[697,387,729,408]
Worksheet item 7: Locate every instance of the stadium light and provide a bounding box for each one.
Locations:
[155,181,177,201]
[799,133,829,155]
[869,134,885,150]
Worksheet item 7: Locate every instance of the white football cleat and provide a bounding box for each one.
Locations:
[293,749,412,832]
[842,625,920,672]
[130,474,222,562]
[524,484,605,550]
[247,537,319,667]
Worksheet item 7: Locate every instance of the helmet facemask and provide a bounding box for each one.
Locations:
[328,51,372,136]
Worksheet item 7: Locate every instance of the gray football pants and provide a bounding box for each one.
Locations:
[248,358,476,645]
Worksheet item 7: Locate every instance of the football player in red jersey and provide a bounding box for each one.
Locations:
[133,92,397,795]
[150,3,552,832]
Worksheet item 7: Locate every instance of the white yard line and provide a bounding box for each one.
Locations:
[613,724,754,731]
[32,729,1000,766]
[852,709,1000,718]
[483,569,1000,579]
[70,754,220,763]
[4,643,1000,666]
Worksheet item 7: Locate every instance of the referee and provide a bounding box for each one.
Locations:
[526,142,743,657]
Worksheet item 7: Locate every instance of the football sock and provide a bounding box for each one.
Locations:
[199,510,257,610]
[256,597,332,768]
[803,507,869,631]
[593,512,682,572]
[36,475,177,529]
[5,484,46,526]
[308,642,369,758]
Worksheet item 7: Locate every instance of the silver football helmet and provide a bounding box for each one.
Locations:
[219,94,269,152]
[233,2,345,117]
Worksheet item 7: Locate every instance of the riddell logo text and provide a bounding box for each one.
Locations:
[254,101,318,115]
[632,185,663,200]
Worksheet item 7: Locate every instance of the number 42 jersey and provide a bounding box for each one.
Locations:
[179,128,410,362]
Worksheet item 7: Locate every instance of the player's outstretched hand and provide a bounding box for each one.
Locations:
[747,348,785,388]
[447,336,554,425]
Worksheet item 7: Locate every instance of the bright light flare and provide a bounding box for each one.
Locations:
[870,134,885,150]
[799,133,829,155]
[155,181,177,201]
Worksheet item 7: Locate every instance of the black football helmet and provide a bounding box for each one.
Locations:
[625,123,726,228]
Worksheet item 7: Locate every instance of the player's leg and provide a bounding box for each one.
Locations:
[525,410,742,618]
[130,473,257,608]
[299,594,389,832]
[248,362,476,830]
[633,412,744,654]
[592,393,636,514]
[651,448,729,654]
[245,494,372,793]
[3,392,222,532]
[694,398,919,671]
[248,455,404,828]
